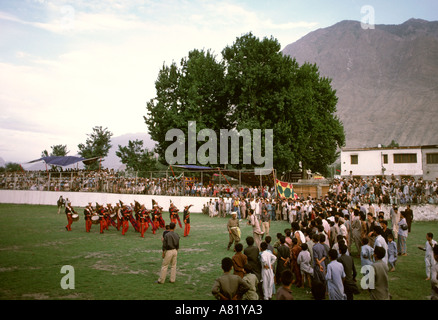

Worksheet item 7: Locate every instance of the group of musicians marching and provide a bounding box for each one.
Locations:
[64,199,193,237]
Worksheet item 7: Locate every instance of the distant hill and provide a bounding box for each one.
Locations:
[282,18,438,149]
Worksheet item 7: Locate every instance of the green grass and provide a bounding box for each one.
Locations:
[0,203,436,300]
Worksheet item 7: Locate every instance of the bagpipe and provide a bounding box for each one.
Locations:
[152,199,165,229]
[183,204,193,224]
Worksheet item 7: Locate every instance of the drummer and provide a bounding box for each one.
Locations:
[84,202,93,232]
[65,201,76,231]
[96,203,106,234]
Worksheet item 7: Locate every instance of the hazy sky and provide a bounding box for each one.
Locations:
[1,0,437,164]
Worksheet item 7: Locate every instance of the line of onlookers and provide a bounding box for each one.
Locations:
[1,170,437,204]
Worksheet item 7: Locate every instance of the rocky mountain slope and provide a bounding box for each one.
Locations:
[282,18,438,149]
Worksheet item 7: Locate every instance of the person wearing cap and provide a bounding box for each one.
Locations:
[84,202,93,232]
[121,204,131,235]
[183,205,193,237]
[64,201,75,231]
[227,212,241,250]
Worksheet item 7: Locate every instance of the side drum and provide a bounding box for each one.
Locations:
[91,215,100,224]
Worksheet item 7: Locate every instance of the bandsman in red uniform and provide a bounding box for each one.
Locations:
[96,203,106,234]
[121,204,132,235]
[152,202,165,234]
[169,202,180,227]
[65,201,76,231]
[139,204,152,237]
[106,203,117,229]
[183,204,193,237]
[84,202,93,232]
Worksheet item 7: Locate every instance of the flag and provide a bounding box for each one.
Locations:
[276,179,298,200]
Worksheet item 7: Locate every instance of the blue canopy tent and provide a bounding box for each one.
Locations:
[26,156,100,167]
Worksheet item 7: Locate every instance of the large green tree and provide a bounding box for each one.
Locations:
[145,49,229,165]
[41,144,69,158]
[116,139,157,174]
[77,126,113,170]
[145,33,345,176]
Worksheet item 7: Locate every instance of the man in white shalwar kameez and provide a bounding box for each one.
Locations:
[374,227,388,265]
[260,242,277,300]
[326,249,346,300]
[247,209,264,249]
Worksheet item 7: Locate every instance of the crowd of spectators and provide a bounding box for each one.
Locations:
[1,168,437,204]
[0,168,275,198]
[328,175,438,205]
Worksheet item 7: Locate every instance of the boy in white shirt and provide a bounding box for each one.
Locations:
[418,232,437,280]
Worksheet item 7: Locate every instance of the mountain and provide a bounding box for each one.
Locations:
[282,18,438,149]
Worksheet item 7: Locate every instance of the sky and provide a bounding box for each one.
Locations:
[1,0,437,164]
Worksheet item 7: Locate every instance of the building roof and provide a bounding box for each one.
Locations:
[342,145,438,152]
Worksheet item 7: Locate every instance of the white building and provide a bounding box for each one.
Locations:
[340,145,438,180]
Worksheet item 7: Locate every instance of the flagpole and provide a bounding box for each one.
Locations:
[273,168,277,198]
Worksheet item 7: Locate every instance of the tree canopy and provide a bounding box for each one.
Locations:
[77,126,113,170]
[116,139,158,174]
[41,145,69,158]
[145,32,345,176]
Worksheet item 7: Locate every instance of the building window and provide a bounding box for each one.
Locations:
[350,155,358,165]
[383,154,388,164]
[393,153,417,164]
[426,153,438,164]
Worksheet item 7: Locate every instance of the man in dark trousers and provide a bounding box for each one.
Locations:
[337,243,359,300]
[244,236,262,298]
[404,204,414,233]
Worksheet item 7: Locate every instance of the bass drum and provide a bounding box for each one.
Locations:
[91,215,100,225]
[72,214,79,222]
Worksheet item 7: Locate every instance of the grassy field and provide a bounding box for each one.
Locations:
[0,203,436,300]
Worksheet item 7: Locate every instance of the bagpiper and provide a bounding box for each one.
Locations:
[106,203,117,229]
[120,201,132,235]
[138,204,152,237]
[183,204,193,237]
[169,201,182,228]
[151,199,165,234]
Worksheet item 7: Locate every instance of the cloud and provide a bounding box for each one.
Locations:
[0,0,320,163]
